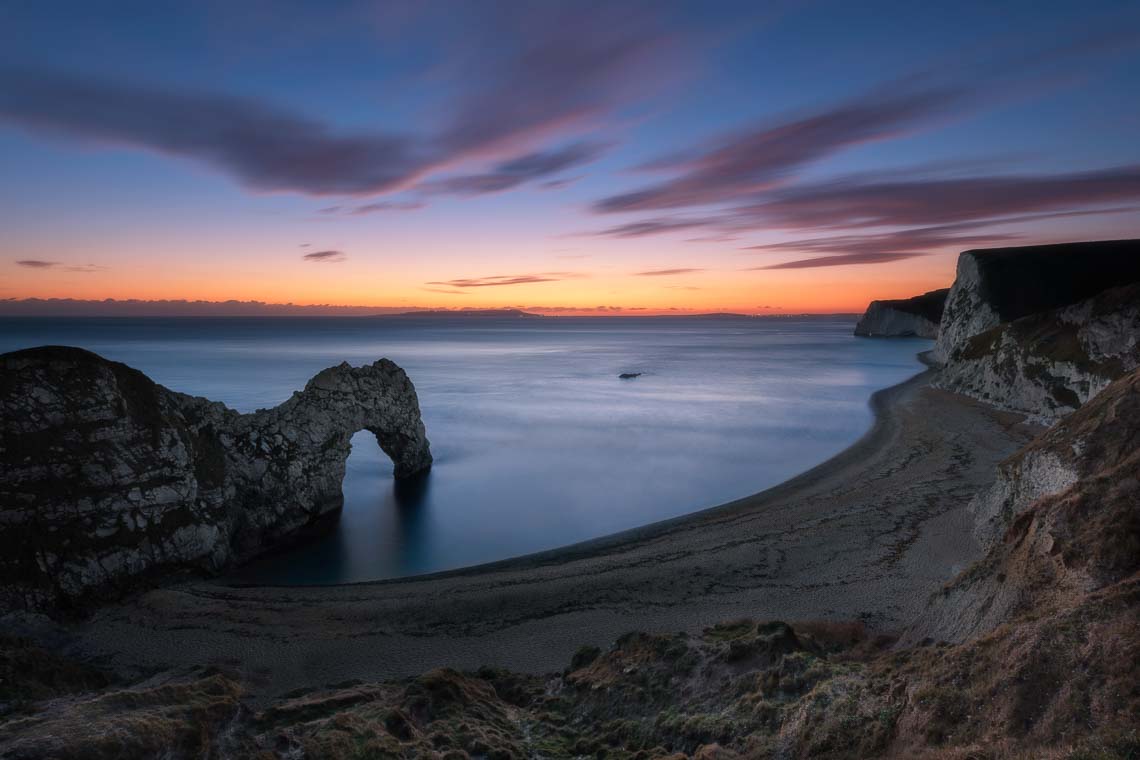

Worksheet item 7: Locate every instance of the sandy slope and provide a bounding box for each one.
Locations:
[56,363,1038,701]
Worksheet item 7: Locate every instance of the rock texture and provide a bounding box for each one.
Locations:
[854,288,948,338]
[904,366,1140,646]
[0,346,431,614]
[933,239,1140,363]
[935,282,1140,422]
[931,240,1140,422]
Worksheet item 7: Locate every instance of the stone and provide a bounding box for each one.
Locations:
[0,346,432,614]
[854,288,948,338]
[933,239,1140,363]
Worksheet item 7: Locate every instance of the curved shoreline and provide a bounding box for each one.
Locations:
[55,356,1039,700]
[233,356,939,591]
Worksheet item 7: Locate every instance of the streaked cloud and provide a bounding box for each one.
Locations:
[302,250,347,263]
[425,273,578,288]
[15,259,105,272]
[594,88,962,214]
[320,201,425,216]
[421,142,606,196]
[0,4,678,198]
[634,268,705,276]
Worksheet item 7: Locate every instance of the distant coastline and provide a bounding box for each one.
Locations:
[0,297,858,319]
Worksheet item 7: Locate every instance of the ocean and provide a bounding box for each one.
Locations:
[0,315,928,583]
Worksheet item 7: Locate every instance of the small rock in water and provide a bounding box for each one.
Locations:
[618,372,642,379]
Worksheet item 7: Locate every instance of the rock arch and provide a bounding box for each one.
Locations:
[0,347,432,613]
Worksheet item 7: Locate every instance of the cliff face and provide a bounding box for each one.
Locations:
[932,240,1140,422]
[854,288,947,338]
[933,239,1140,362]
[903,366,1140,646]
[0,346,431,613]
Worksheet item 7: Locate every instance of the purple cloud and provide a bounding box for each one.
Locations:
[0,5,678,198]
[302,250,347,263]
[15,259,105,272]
[593,217,716,238]
[634,268,704,276]
[753,252,925,269]
[593,88,962,214]
[737,165,1140,230]
[425,274,561,288]
[320,201,425,216]
[421,142,606,196]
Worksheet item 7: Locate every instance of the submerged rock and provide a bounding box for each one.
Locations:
[0,346,431,614]
[854,288,948,338]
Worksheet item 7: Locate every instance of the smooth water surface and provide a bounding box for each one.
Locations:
[0,316,928,583]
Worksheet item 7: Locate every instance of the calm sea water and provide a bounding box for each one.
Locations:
[0,316,927,583]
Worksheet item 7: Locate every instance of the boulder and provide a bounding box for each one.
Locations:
[0,346,431,614]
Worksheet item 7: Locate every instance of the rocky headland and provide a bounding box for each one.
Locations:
[1,241,1138,759]
[854,288,948,338]
[931,239,1140,421]
[0,347,431,614]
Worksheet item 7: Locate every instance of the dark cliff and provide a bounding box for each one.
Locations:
[933,240,1140,421]
[854,288,948,338]
[0,346,432,614]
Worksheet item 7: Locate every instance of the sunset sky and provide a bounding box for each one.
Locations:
[2,0,1139,315]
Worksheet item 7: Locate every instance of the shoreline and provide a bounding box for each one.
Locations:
[231,353,941,592]
[31,354,1040,700]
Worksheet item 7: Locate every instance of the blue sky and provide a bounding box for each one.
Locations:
[2,0,1138,313]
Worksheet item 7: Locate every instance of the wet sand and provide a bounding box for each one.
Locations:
[63,362,1039,700]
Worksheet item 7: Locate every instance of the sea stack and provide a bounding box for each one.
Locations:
[854,288,948,338]
[0,347,432,613]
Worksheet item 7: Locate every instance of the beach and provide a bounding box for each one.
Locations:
[52,359,1039,701]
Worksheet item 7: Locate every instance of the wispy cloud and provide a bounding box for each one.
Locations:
[592,217,716,238]
[425,273,570,288]
[0,4,679,198]
[302,249,347,263]
[320,201,425,216]
[421,142,606,196]
[15,259,106,272]
[594,88,963,214]
[736,165,1140,230]
[634,268,705,276]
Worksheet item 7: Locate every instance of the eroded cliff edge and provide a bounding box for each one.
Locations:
[0,346,432,613]
[929,239,1140,422]
[854,288,948,338]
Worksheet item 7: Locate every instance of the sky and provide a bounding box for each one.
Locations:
[2,0,1139,315]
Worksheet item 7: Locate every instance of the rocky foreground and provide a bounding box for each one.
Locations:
[1,367,1137,758]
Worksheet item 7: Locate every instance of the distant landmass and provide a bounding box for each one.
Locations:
[388,308,543,319]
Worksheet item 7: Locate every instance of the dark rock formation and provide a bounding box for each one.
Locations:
[933,239,1140,362]
[854,288,948,338]
[0,346,431,613]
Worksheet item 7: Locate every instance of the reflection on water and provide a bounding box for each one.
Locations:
[0,315,928,583]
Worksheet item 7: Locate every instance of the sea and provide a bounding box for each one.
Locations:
[0,315,929,584]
